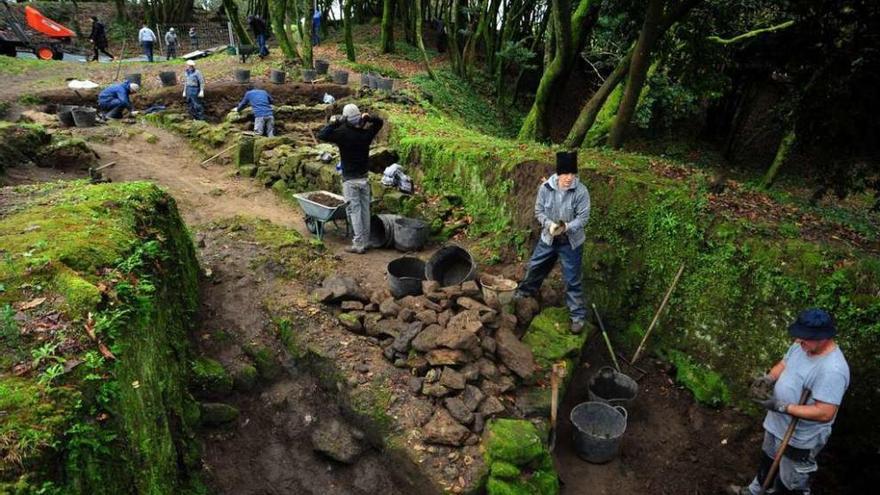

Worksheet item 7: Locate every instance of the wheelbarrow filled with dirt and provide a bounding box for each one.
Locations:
[292,190,349,241]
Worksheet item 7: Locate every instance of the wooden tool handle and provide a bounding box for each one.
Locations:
[759,388,811,494]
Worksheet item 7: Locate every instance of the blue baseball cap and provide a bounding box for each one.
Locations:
[788,309,837,340]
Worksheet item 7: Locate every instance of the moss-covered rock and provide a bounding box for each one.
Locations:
[243,344,281,382]
[190,357,234,396]
[483,419,558,495]
[0,122,51,172]
[0,181,203,494]
[199,402,240,426]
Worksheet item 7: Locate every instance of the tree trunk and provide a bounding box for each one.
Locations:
[113,0,127,21]
[380,0,395,53]
[446,0,464,76]
[223,0,252,45]
[760,127,796,188]
[268,0,299,60]
[607,0,702,148]
[301,0,313,67]
[414,0,435,78]
[563,47,633,148]
[343,0,356,61]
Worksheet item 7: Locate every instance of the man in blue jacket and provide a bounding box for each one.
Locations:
[233,86,274,137]
[514,151,591,333]
[97,80,139,119]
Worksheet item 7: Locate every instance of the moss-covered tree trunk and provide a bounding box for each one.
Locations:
[268,0,300,61]
[414,0,435,79]
[300,0,313,67]
[380,0,394,53]
[760,127,796,188]
[223,0,253,45]
[607,0,702,149]
[518,0,599,141]
[343,0,356,62]
[563,47,632,148]
[446,0,464,76]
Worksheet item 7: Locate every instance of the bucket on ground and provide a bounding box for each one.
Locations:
[393,217,429,252]
[333,70,349,85]
[57,105,76,126]
[479,274,518,308]
[360,73,373,87]
[368,73,380,89]
[71,107,97,127]
[270,69,286,84]
[315,59,330,74]
[369,214,399,248]
[158,71,177,87]
[425,245,477,287]
[124,73,142,86]
[570,401,628,464]
[377,77,394,92]
[302,69,317,82]
[387,256,426,298]
[588,366,639,408]
[234,69,251,84]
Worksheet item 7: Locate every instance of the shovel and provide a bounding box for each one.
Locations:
[758,388,811,494]
[592,303,621,372]
[548,361,566,452]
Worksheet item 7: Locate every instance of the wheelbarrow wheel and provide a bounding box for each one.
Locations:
[305,216,318,235]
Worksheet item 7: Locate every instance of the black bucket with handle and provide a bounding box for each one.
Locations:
[387,256,426,298]
[57,105,77,126]
[332,70,349,85]
[72,107,97,127]
[570,401,628,464]
[425,245,477,287]
[302,69,317,82]
[393,217,429,252]
[270,69,286,84]
[377,77,394,92]
[360,72,373,87]
[369,214,399,249]
[315,59,330,74]
[588,366,639,408]
[234,69,251,84]
[159,71,177,87]
[124,73,142,86]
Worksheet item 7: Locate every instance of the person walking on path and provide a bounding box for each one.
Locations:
[317,104,384,254]
[733,308,850,495]
[311,9,322,46]
[189,27,199,50]
[233,86,275,137]
[164,27,178,60]
[247,15,269,58]
[138,24,157,62]
[88,16,114,61]
[514,151,591,333]
[97,80,139,119]
[182,60,205,120]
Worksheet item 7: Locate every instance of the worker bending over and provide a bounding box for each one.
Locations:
[97,79,139,119]
[232,86,274,137]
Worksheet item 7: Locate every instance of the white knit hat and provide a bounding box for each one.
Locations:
[342,103,360,122]
[129,82,140,92]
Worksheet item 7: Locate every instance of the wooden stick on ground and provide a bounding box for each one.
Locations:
[631,263,685,364]
[200,143,239,168]
[114,40,127,81]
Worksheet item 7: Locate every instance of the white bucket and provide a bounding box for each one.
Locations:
[479,274,517,308]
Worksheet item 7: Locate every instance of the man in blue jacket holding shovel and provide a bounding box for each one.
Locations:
[514,151,591,333]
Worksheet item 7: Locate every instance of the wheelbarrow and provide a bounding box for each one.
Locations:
[292,190,350,241]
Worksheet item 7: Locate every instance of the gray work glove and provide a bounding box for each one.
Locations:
[749,374,776,400]
[754,398,788,414]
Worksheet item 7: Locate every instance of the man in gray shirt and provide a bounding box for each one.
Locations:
[737,308,849,495]
[182,60,205,120]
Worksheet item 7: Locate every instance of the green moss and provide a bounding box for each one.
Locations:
[483,419,544,465]
[199,402,240,426]
[52,267,102,318]
[232,364,258,392]
[483,419,558,495]
[522,307,587,371]
[349,375,394,435]
[243,344,281,381]
[666,349,731,406]
[0,122,51,171]
[190,357,233,395]
[490,461,521,479]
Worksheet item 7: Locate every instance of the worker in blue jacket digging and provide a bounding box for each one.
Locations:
[97,79,140,119]
[514,151,591,333]
[231,85,274,137]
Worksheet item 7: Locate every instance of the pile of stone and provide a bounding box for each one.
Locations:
[313,276,541,447]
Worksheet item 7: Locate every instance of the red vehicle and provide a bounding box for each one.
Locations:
[0,0,75,60]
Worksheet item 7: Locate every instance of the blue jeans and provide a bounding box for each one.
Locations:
[185,86,204,120]
[99,98,127,119]
[142,41,154,62]
[517,237,587,321]
[256,33,268,56]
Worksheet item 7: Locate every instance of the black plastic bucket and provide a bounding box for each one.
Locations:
[159,71,177,87]
[302,69,317,82]
[124,73,142,86]
[425,245,477,287]
[360,73,373,87]
[394,217,429,252]
[315,59,330,74]
[387,256,425,298]
[369,214,399,248]
[368,73,380,89]
[57,105,77,126]
[332,70,349,85]
[270,69,286,84]
[570,402,628,464]
[377,77,394,92]
[234,69,251,84]
[72,107,97,127]
[588,366,639,408]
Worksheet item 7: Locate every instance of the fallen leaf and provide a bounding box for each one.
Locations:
[17,297,46,310]
[131,380,140,389]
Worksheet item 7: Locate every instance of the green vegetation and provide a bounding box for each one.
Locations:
[483,419,558,495]
[0,181,203,494]
[338,60,402,79]
[190,357,233,395]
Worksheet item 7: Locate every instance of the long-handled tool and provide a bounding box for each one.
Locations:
[200,142,239,168]
[631,263,685,364]
[591,303,621,372]
[114,39,127,81]
[548,361,566,452]
[758,388,812,494]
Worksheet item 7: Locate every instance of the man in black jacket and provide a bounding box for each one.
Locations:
[88,16,114,61]
[247,15,269,58]
[317,104,384,254]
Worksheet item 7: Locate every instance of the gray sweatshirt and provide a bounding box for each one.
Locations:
[534,174,591,249]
